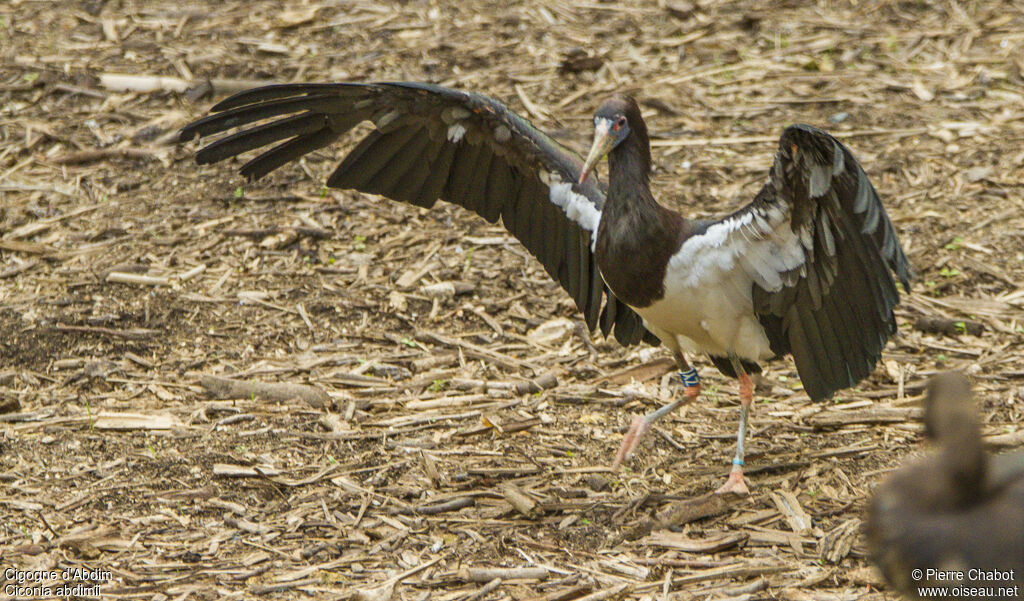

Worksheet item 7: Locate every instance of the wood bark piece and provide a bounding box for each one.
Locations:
[619,491,745,541]
[914,316,984,336]
[461,567,549,582]
[416,331,542,373]
[0,238,55,254]
[403,497,475,515]
[46,325,158,340]
[419,281,475,299]
[500,482,541,518]
[524,585,598,601]
[572,584,629,601]
[521,584,594,601]
[643,531,748,553]
[598,357,676,385]
[463,577,503,601]
[817,518,859,563]
[807,406,921,428]
[213,463,282,478]
[52,147,163,165]
[106,271,170,286]
[985,429,1024,448]
[93,412,181,430]
[100,72,277,96]
[770,490,813,535]
[200,375,329,408]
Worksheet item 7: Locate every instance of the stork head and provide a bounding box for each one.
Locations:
[579,95,646,184]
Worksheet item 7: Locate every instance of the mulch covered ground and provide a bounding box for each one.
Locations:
[2,1,1023,599]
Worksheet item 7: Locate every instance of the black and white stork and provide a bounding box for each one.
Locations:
[867,373,1024,595]
[180,83,912,494]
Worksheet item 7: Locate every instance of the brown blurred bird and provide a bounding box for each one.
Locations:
[867,372,1024,599]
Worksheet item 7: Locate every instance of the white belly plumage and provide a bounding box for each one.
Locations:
[634,262,774,361]
[629,206,810,362]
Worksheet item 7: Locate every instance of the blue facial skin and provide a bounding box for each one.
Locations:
[579,114,632,184]
[596,116,631,148]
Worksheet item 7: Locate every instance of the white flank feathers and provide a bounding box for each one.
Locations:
[446,123,467,143]
[670,206,807,291]
[547,174,602,249]
[638,204,814,360]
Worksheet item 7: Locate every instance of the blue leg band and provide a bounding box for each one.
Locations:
[679,367,700,388]
[733,458,745,466]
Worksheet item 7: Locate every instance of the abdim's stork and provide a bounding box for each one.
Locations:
[180,83,912,494]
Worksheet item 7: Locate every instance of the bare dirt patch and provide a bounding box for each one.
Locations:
[2,1,1023,599]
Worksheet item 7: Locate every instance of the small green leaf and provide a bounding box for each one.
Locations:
[944,236,963,250]
[233,186,244,199]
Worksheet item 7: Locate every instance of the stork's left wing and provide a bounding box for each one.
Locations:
[178,82,657,346]
[672,125,912,400]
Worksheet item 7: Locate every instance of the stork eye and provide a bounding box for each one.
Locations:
[615,116,627,129]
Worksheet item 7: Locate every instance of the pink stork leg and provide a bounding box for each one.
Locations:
[715,353,753,495]
[613,353,700,469]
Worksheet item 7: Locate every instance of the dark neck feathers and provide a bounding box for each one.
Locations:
[595,108,687,308]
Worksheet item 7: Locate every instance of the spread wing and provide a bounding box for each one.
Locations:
[670,124,912,400]
[179,82,657,346]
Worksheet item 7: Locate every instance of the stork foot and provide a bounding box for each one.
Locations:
[714,469,750,495]
[612,415,650,469]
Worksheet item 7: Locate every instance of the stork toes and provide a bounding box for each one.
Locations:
[612,415,651,469]
[715,469,750,495]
